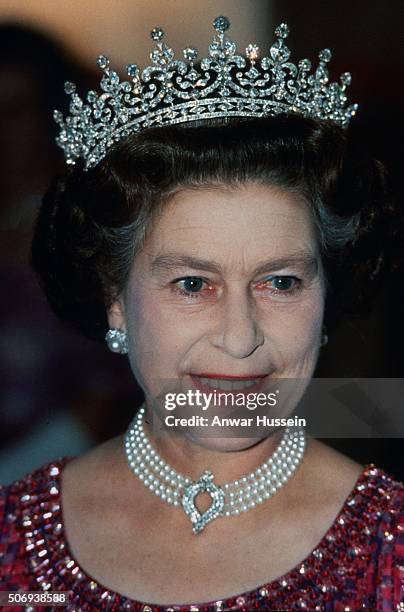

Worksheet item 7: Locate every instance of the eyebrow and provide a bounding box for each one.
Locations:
[151,251,319,277]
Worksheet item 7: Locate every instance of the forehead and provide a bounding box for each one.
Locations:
[142,182,318,266]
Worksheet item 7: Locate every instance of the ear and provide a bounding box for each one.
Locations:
[107,298,126,331]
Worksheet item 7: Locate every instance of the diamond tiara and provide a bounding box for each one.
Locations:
[54,16,358,170]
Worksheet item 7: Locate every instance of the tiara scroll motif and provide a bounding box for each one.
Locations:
[54,16,358,170]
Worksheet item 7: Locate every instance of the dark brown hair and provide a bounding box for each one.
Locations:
[31,114,399,340]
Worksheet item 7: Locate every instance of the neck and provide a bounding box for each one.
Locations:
[143,404,285,485]
[122,403,308,538]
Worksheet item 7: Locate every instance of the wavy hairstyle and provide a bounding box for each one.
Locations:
[31,115,398,340]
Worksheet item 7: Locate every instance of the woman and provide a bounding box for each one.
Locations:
[1,17,403,611]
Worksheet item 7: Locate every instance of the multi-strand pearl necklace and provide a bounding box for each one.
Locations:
[124,405,306,533]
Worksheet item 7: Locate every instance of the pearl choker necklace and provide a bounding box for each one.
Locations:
[124,405,306,533]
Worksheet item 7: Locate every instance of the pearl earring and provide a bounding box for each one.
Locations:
[105,328,128,354]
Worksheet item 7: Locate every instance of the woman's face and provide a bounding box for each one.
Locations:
[109,182,325,444]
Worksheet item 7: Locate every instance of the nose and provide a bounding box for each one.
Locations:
[210,286,265,359]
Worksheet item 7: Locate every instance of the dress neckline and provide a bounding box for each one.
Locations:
[19,457,386,610]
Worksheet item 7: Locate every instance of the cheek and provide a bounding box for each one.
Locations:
[127,290,163,354]
[124,287,195,379]
[267,292,324,359]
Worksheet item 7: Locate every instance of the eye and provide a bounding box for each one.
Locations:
[170,276,214,298]
[271,277,295,290]
[255,275,302,296]
[177,277,204,293]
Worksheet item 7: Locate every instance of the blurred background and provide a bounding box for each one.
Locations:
[0,0,403,484]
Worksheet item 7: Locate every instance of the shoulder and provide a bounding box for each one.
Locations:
[359,465,403,607]
[0,458,72,589]
[307,439,403,538]
[301,439,403,600]
[332,461,403,607]
[0,481,27,589]
[357,464,403,529]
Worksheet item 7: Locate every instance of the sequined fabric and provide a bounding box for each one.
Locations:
[0,459,403,611]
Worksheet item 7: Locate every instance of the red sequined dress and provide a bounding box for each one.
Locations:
[0,458,403,611]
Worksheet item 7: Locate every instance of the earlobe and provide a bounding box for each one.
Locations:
[107,298,126,332]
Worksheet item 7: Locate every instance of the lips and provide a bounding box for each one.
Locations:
[189,373,269,394]
[191,373,269,380]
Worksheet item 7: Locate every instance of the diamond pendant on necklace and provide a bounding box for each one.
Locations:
[182,470,225,534]
[124,405,306,534]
